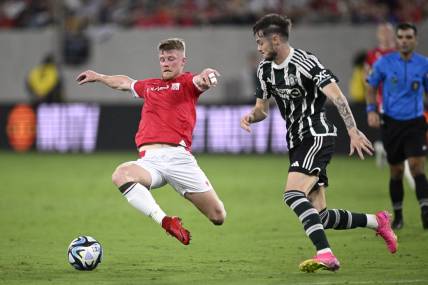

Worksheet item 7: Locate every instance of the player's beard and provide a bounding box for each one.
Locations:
[264,50,277,61]
[264,43,277,61]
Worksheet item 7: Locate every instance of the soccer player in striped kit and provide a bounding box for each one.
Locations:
[240,14,397,272]
[76,38,225,246]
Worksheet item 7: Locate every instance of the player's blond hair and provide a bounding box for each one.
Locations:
[158,38,186,56]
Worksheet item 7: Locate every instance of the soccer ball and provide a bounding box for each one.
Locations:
[67,236,103,271]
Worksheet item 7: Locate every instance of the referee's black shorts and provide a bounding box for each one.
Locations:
[288,136,335,188]
[381,115,427,165]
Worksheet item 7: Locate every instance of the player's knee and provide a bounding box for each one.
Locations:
[390,165,404,179]
[210,215,225,226]
[408,161,424,176]
[111,168,124,187]
[111,164,132,187]
[210,206,226,226]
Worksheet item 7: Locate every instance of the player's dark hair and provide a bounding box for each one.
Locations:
[253,14,292,40]
[396,22,417,36]
[158,38,186,54]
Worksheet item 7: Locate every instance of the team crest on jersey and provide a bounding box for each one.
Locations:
[286,74,298,86]
[411,81,419,91]
[172,83,180,90]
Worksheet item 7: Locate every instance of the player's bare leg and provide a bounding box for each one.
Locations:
[112,163,190,245]
[307,186,326,212]
[407,156,428,229]
[283,172,340,272]
[310,187,397,254]
[185,190,226,225]
[112,162,153,187]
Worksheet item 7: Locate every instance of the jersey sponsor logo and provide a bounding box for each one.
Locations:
[172,83,180,90]
[313,70,331,86]
[149,85,170,92]
[272,86,303,100]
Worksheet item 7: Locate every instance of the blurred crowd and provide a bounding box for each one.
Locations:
[1,0,427,29]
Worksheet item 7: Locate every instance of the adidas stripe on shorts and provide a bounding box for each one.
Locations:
[288,136,335,188]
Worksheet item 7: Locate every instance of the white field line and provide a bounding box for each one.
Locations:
[293,279,427,285]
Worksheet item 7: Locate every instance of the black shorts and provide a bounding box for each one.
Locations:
[288,136,335,188]
[381,115,427,164]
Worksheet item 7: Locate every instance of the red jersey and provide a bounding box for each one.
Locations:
[365,47,395,111]
[131,72,203,150]
[365,47,395,67]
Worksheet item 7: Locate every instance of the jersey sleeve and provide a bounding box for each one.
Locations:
[311,67,338,89]
[187,73,204,97]
[255,61,271,99]
[366,58,385,88]
[307,58,339,88]
[296,54,338,89]
[130,80,146,98]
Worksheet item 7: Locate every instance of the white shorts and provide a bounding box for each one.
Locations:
[132,146,213,196]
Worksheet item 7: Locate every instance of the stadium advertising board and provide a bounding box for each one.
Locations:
[0,103,374,153]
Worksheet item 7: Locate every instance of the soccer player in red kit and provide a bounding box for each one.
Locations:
[364,23,396,169]
[76,38,226,245]
[364,22,395,111]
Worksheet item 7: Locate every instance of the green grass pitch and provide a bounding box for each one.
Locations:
[1,151,427,285]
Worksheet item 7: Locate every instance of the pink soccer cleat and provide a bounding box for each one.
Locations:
[299,252,340,273]
[376,211,398,253]
[161,216,191,245]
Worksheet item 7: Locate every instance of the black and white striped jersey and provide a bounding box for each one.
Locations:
[255,46,338,149]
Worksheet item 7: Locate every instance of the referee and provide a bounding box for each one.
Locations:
[366,22,428,230]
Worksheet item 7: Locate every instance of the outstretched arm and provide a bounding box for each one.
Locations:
[240,98,269,133]
[76,70,134,91]
[193,68,220,91]
[322,82,373,159]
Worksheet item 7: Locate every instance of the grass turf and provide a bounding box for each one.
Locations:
[0,151,427,285]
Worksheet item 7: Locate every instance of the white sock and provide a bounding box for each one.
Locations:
[317,248,332,255]
[123,183,166,225]
[404,160,415,190]
[366,214,378,229]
